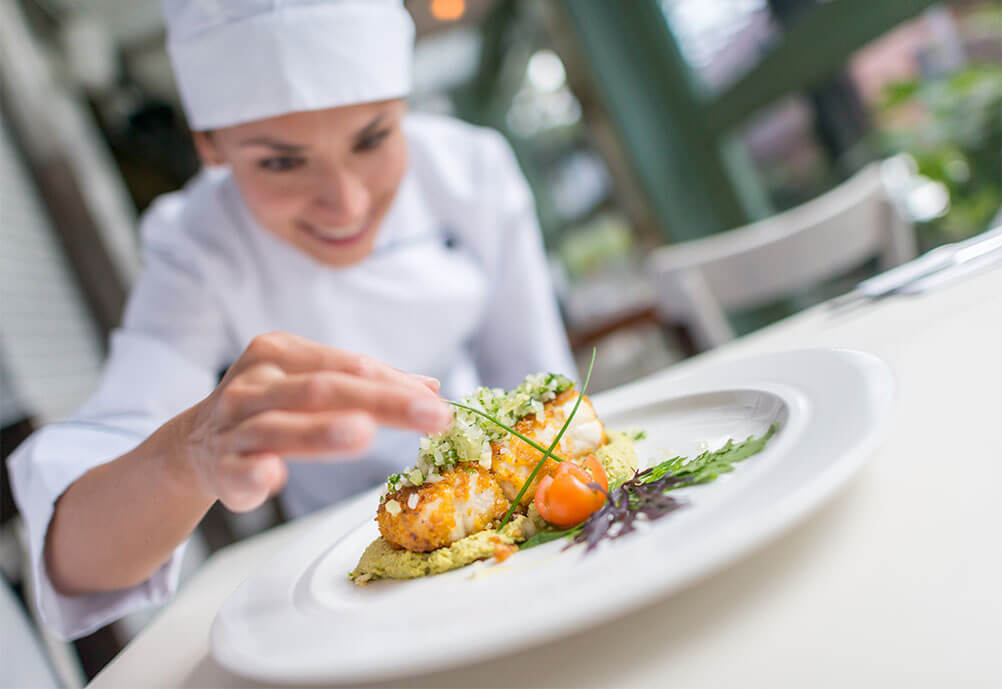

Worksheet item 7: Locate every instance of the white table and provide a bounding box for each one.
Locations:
[89,268,1002,688]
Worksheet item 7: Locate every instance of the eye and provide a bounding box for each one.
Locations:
[353,129,391,154]
[258,156,305,172]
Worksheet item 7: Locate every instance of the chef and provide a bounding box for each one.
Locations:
[9,0,574,640]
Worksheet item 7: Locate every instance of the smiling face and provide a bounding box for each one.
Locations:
[192,100,408,267]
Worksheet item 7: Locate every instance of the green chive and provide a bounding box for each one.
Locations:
[496,348,597,531]
[448,402,570,464]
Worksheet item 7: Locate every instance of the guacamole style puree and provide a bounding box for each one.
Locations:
[349,431,639,583]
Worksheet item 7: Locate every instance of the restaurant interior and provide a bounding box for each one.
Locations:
[1,0,999,685]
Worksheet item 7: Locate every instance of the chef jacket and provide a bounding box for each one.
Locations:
[8,113,575,639]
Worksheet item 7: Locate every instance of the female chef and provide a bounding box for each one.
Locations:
[9,0,574,640]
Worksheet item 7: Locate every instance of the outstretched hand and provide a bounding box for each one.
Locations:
[177,332,452,512]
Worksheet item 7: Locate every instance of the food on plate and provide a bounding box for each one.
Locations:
[350,370,639,583]
[349,514,534,582]
[349,363,777,584]
[533,454,608,527]
[374,380,613,552]
[532,425,777,552]
[351,430,639,582]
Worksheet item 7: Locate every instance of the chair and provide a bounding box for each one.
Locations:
[644,159,918,351]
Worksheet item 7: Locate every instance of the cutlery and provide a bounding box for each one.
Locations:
[829,225,1002,309]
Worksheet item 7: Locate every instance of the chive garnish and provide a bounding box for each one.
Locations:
[495,348,597,531]
[447,402,570,464]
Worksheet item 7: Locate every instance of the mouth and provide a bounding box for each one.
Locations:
[298,219,372,246]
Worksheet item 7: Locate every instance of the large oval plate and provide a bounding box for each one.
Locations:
[211,349,894,683]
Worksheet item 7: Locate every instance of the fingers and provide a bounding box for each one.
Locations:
[223,410,378,458]
[412,374,441,393]
[201,334,447,511]
[240,333,439,394]
[214,453,287,513]
[223,373,452,433]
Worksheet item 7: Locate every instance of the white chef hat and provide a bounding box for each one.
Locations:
[161,0,415,130]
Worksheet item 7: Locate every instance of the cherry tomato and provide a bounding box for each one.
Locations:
[581,454,609,492]
[534,454,609,527]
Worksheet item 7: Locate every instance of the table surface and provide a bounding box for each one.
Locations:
[89,268,1002,689]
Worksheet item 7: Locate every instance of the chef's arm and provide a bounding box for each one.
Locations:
[44,332,452,595]
[45,412,214,595]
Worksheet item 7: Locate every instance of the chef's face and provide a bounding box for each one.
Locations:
[192,100,408,267]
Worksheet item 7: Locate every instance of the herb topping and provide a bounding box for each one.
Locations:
[384,372,574,494]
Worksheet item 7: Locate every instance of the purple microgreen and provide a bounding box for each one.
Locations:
[553,425,778,552]
[567,471,687,551]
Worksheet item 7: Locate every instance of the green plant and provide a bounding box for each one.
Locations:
[877,62,1002,241]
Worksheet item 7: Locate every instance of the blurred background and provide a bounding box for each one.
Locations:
[1,0,999,684]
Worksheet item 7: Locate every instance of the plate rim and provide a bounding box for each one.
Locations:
[210,347,896,683]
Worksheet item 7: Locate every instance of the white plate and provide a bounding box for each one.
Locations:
[211,348,894,684]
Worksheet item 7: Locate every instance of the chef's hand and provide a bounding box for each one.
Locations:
[175,332,452,512]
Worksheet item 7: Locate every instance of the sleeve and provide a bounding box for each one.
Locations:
[469,132,577,389]
[7,202,233,641]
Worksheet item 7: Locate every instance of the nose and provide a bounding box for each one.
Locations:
[312,165,369,224]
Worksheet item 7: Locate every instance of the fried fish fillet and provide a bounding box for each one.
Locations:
[376,466,508,553]
[490,390,605,507]
[378,391,605,552]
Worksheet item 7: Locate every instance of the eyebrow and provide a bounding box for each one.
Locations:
[238,112,391,151]
[354,112,388,141]
[238,137,306,152]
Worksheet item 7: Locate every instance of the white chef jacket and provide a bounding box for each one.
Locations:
[8,113,575,640]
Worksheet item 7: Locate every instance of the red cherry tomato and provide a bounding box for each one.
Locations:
[582,454,609,492]
[534,454,609,527]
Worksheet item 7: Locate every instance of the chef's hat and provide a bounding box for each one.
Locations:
[161,0,415,130]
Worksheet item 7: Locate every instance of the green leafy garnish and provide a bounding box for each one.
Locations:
[626,428,647,442]
[640,425,777,486]
[519,526,581,550]
[520,425,778,552]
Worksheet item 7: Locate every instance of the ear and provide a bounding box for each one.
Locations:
[191,131,223,167]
